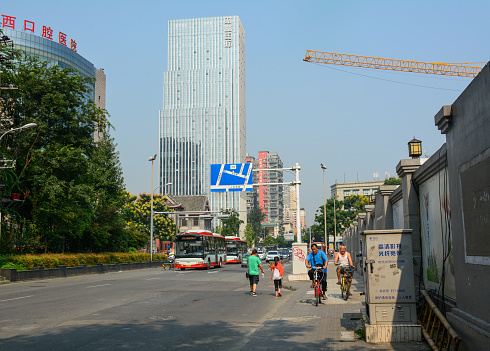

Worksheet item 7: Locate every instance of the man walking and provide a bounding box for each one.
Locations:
[248,249,265,296]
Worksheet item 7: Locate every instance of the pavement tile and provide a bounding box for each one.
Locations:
[240,263,429,351]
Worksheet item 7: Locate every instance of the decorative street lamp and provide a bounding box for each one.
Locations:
[408,137,422,159]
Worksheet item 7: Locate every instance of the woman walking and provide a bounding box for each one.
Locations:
[270,256,284,298]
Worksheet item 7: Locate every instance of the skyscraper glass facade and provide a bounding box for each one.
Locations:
[160,16,246,219]
[3,28,96,96]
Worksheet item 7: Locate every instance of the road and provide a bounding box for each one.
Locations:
[0,262,292,350]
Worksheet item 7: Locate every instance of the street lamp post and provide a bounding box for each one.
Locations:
[149,181,172,261]
[0,123,38,143]
[333,193,337,251]
[320,164,328,251]
[148,154,157,261]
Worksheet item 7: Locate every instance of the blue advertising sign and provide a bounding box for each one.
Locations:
[210,163,253,192]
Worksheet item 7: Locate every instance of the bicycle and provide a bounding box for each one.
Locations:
[313,266,324,306]
[340,266,353,301]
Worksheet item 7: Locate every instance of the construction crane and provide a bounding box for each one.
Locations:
[303,50,484,78]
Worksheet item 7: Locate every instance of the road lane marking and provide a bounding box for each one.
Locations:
[146,277,160,280]
[207,271,220,274]
[0,295,33,302]
[86,284,111,289]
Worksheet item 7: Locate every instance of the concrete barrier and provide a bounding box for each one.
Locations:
[0,261,166,282]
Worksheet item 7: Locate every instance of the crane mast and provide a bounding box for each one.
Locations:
[303,50,483,78]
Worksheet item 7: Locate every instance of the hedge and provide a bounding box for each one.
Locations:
[4,253,167,270]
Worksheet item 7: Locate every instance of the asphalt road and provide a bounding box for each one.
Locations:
[0,262,292,350]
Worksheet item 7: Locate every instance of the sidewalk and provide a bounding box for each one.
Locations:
[241,263,429,350]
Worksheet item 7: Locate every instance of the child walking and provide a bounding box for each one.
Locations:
[270,256,284,298]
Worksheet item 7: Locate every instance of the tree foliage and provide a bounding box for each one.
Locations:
[121,192,177,242]
[244,223,255,247]
[220,209,243,236]
[311,195,370,245]
[0,41,130,253]
[247,206,265,242]
[384,177,402,185]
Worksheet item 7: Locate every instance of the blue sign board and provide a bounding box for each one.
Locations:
[210,163,253,192]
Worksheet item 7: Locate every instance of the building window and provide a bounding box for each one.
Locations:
[363,189,371,196]
[193,218,199,226]
[344,190,350,197]
[353,189,359,196]
[181,219,187,226]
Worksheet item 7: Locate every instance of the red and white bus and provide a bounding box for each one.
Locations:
[225,236,247,264]
[174,230,226,270]
[310,242,327,252]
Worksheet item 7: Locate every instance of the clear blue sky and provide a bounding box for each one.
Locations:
[3,1,489,225]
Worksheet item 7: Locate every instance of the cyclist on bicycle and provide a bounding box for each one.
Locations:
[305,243,328,300]
[334,244,354,291]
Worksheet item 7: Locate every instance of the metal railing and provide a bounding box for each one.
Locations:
[417,290,461,350]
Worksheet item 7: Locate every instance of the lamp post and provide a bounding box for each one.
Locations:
[0,123,38,143]
[148,154,157,261]
[149,181,172,260]
[320,164,328,251]
[333,192,337,251]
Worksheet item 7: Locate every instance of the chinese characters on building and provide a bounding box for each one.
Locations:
[224,17,232,48]
[1,14,77,52]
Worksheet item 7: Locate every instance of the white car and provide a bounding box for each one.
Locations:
[266,251,280,262]
[257,251,267,260]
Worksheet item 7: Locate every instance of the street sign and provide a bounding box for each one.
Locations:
[210,163,253,192]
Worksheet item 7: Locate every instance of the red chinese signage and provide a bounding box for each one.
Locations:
[1,14,78,52]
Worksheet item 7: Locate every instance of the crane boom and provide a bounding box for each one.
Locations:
[303,50,482,77]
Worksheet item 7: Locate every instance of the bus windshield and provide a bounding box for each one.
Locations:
[176,236,203,258]
[226,243,238,255]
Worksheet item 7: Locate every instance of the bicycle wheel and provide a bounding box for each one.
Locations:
[315,282,320,306]
[341,278,346,300]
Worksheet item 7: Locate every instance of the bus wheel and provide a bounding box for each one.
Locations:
[205,261,210,270]
[217,260,222,268]
[180,268,185,271]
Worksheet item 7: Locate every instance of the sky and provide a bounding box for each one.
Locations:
[2,0,489,226]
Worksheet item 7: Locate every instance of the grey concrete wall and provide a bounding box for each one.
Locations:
[440,62,490,349]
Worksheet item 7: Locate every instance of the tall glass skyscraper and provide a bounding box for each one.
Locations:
[159,16,246,229]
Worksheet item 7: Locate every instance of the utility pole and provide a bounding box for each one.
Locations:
[333,193,337,251]
[321,164,328,250]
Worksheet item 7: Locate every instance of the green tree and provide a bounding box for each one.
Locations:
[312,195,371,246]
[0,42,126,253]
[220,209,243,236]
[276,235,289,248]
[121,192,177,243]
[244,223,255,247]
[263,235,275,247]
[384,177,402,185]
[247,206,265,241]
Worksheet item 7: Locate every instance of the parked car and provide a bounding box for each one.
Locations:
[266,251,280,262]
